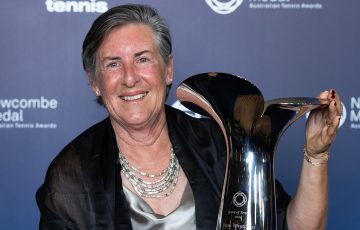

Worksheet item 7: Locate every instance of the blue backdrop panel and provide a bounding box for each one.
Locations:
[0,0,359,229]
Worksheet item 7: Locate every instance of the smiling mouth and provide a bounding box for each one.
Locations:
[120,92,148,101]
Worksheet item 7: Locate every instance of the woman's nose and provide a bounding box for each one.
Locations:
[122,64,140,87]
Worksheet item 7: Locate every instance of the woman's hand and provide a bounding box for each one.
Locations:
[305,89,342,157]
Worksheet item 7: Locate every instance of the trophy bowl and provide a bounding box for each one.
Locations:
[177,72,323,230]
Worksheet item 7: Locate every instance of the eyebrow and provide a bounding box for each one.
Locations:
[100,50,152,62]
[134,50,151,57]
[101,56,121,62]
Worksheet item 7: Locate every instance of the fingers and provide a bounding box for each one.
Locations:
[318,90,329,100]
[306,89,342,155]
[326,101,339,135]
[325,89,342,135]
[328,89,342,118]
[318,90,331,105]
[334,90,342,116]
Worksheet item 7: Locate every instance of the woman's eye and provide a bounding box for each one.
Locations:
[107,62,119,68]
[102,62,120,72]
[138,57,150,63]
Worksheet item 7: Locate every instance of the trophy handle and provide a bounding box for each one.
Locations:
[264,97,325,130]
[262,97,325,149]
[177,82,230,155]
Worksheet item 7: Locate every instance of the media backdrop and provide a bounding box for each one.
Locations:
[1,0,359,229]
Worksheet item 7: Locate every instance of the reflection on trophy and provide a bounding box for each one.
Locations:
[176,73,323,230]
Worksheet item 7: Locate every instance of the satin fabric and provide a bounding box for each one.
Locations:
[36,105,290,229]
[123,183,196,229]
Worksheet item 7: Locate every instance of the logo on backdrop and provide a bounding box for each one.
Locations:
[319,97,360,129]
[206,0,323,14]
[339,102,347,128]
[205,0,244,15]
[350,96,360,129]
[45,0,108,13]
[0,97,58,129]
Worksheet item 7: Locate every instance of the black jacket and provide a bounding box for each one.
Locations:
[36,106,290,229]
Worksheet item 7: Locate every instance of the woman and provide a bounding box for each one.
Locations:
[36,4,342,230]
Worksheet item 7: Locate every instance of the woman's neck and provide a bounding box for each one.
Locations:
[110,113,171,162]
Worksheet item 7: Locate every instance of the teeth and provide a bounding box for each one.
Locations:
[122,93,147,101]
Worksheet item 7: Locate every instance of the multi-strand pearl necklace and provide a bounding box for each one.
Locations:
[119,147,180,198]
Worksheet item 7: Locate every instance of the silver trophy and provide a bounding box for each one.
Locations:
[176,73,324,230]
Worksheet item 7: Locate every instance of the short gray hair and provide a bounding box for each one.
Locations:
[82,4,172,76]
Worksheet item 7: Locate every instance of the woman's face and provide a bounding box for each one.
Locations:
[90,23,173,130]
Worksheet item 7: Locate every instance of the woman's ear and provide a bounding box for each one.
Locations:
[165,55,174,85]
[87,72,100,96]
